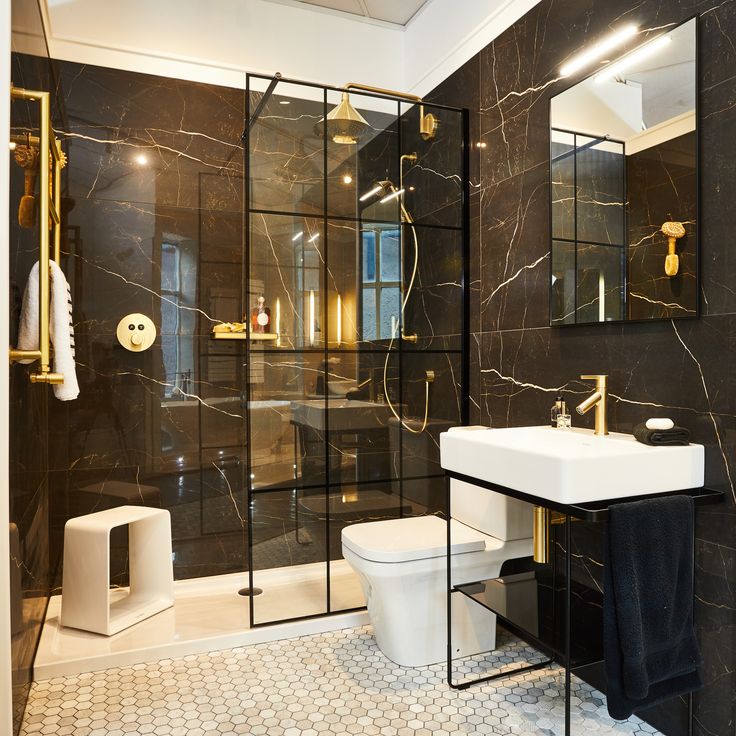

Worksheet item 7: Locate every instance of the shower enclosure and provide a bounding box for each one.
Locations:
[241,74,469,625]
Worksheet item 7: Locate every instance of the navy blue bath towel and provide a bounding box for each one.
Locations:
[604,495,702,720]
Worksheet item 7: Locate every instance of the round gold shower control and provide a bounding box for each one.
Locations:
[117,313,156,352]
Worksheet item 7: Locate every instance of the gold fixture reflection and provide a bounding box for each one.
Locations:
[661,220,686,277]
[576,374,609,436]
[315,83,439,145]
[8,85,66,385]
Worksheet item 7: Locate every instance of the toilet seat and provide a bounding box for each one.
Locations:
[341,515,486,563]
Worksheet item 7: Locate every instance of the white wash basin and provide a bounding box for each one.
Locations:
[440,426,704,505]
[291,399,396,431]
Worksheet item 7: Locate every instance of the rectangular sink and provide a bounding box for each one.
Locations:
[440,426,704,505]
[291,399,396,431]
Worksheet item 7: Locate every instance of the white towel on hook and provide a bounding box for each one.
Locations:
[17,260,80,401]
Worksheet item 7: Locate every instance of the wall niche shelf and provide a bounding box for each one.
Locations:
[211,331,278,342]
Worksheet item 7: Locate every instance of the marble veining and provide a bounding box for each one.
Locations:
[427,1,736,734]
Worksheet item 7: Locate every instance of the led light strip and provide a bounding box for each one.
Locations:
[559,24,638,77]
[594,35,672,84]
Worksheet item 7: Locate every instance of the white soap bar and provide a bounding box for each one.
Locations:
[645,417,675,430]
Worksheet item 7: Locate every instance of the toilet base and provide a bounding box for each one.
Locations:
[343,546,499,668]
[372,592,497,668]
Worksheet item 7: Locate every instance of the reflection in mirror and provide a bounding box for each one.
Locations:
[550,17,697,325]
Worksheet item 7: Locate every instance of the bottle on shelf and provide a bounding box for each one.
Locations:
[251,296,271,334]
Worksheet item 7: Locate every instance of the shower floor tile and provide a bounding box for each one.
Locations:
[22,625,661,736]
[34,561,367,680]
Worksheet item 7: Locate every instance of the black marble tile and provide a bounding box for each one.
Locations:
[58,61,244,212]
[401,102,465,229]
[403,224,464,352]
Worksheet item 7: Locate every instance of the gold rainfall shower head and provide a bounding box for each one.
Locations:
[315,83,439,146]
[314,91,371,145]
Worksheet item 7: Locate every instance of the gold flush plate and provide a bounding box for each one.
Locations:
[117,313,156,352]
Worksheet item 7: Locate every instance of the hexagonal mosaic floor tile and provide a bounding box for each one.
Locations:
[21,625,662,735]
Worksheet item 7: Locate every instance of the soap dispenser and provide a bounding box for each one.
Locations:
[550,396,564,427]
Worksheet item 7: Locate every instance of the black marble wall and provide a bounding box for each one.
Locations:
[427,2,736,735]
[49,60,249,582]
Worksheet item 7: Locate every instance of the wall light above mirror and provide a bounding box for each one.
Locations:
[549,17,698,326]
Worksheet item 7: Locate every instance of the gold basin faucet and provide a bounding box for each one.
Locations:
[576,374,608,436]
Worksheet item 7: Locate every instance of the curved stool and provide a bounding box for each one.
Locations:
[61,506,174,636]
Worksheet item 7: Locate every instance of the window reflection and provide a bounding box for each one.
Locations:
[361,226,400,340]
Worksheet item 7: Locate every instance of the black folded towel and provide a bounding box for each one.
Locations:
[633,423,690,446]
[604,496,702,720]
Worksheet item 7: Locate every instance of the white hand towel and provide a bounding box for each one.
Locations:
[17,261,80,401]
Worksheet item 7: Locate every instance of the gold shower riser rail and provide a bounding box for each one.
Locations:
[8,85,64,385]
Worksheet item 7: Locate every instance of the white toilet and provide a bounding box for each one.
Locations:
[341,479,533,667]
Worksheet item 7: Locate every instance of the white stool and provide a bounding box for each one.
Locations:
[61,506,174,636]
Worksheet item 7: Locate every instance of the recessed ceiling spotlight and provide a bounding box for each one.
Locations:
[135,153,148,166]
[559,24,638,77]
[594,34,672,84]
[342,173,353,185]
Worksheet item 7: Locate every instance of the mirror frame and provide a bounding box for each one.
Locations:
[548,14,700,327]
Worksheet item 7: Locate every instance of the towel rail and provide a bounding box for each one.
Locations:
[8,84,65,385]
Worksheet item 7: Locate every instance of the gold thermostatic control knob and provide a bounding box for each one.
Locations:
[117,313,156,352]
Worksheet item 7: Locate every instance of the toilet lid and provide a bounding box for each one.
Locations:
[341,515,486,563]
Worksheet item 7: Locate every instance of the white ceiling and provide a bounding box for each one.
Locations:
[265,0,431,27]
[36,0,542,96]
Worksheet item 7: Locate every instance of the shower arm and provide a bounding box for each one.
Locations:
[344,83,438,141]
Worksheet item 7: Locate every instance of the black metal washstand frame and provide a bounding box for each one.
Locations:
[444,470,723,736]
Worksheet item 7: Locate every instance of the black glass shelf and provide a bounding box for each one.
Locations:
[454,570,606,667]
[456,572,542,638]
